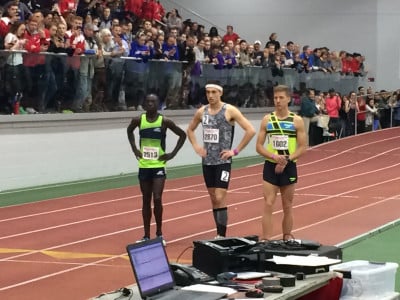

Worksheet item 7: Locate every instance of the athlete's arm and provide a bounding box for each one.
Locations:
[186,107,207,158]
[256,114,275,159]
[288,114,307,161]
[159,118,187,162]
[223,105,256,158]
[127,117,142,159]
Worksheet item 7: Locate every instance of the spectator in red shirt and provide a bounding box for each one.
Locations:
[153,0,165,22]
[141,0,156,21]
[125,0,143,19]
[325,88,342,136]
[222,25,239,45]
[342,52,353,75]
[58,0,77,15]
[23,14,49,112]
[0,2,19,39]
[350,52,362,76]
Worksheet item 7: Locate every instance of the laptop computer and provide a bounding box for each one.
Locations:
[126,237,226,300]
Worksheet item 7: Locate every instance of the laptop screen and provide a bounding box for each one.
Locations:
[126,238,175,298]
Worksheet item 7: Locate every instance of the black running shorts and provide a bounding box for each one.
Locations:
[202,163,231,189]
[263,160,298,186]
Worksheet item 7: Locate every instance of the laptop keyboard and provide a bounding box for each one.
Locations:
[150,289,225,300]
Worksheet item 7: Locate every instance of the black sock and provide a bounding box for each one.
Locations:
[213,207,228,237]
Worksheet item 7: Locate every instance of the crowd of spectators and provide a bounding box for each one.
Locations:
[0,0,393,118]
[300,86,400,146]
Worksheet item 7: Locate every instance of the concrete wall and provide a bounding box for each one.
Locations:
[162,0,400,90]
[0,110,266,191]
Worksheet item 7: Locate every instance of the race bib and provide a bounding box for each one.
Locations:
[271,135,289,150]
[220,170,230,182]
[203,128,219,143]
[142,146,159,160]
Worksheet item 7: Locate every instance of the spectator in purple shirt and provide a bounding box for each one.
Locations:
[162,34,179,61]
[208,45,224,69]
[221,45,237,69]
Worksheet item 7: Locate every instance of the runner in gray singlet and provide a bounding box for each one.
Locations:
[202,103,235,165]
[187,81,255,238]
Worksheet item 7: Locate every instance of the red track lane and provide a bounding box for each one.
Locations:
[0,127,399,300]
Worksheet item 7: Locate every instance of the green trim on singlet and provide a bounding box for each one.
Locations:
[265,112,297,162]
[138,114,166,168]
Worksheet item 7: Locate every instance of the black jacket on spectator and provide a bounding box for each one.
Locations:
[178,41,195,64]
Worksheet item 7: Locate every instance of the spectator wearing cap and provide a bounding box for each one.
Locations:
[252,40,263,66]
[222,25,239,45]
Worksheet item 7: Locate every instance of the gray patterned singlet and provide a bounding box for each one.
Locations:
[202,103,235,165]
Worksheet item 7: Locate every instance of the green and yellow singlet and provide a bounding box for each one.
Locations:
[265,112,297,162]
[139,114,166,168]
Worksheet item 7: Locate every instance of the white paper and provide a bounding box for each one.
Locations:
[181,284,236,295]
[235,271,272,279]
[268,255,341,266]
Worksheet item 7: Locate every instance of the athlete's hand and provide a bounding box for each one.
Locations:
[275,163,286,174]
[220,149,234,160]
[159,153,174,162]
[134,150,142,160]
[274,154,287,165]
[194,145,207,158]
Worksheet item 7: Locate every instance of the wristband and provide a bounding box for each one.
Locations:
[272,154,277,161]
[233,148,239,156]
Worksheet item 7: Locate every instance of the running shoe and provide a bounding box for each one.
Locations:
[157,235,167,246]
[136,236,150,243]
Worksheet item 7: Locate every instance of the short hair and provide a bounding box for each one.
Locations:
[84,22,94,30]
[274,85,291,97]
[306,88,315,96]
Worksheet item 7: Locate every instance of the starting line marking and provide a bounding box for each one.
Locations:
[295,193,359,199]
[165,189,250,194]
[0,248,129,260]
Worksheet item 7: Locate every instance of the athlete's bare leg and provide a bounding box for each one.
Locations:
[261,180,279,240]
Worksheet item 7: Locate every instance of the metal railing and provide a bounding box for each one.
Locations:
[0,50,367,114]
